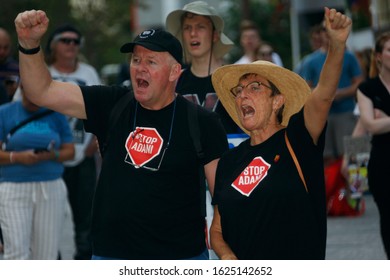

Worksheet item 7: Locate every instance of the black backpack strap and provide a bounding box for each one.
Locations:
[184,97,207,220]
[3,109,54,150]
[100,90,133,157]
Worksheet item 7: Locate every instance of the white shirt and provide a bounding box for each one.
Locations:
[235,52,284,67]
[49,62,101,166]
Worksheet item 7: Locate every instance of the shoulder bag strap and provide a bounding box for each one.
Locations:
[3,109,54,150]
[285,130,308,193]
[9,109,54,136]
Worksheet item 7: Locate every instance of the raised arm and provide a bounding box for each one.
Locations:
[15,10,86,119]
[304,7,352,143]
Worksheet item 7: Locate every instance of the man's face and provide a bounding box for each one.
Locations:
[130,45,177,109]
[310,31,323,51]
[182,14,215,59]
[4,75,19,98]
[0,31,11,63]
[240,29,261,53]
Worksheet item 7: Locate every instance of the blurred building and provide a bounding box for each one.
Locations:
[371,0,390,31]
[290,0,390,68]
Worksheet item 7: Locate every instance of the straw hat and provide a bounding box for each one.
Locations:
[212,60,311,134]
[165,1,234,62]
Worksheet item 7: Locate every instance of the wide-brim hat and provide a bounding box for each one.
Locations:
[212,60,311,134]
[165,1,234,62]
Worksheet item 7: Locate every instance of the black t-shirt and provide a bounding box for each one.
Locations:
[213,109,327,260]
[176,68,241,134]
[358,77,390,148]
[81,85,229,259]
[358,77,390,196]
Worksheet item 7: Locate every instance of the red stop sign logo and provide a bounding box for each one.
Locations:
[125,127,163,167]
[231,156,271,196]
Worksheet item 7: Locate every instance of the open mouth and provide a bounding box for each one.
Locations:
[241,105,255,118]
[136,78,149,88]
[190,41,200,47]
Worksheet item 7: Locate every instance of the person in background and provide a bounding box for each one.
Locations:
[166,0,239,134]
[210,7,351,259]
[45,24,101,260]
[116,62,130,86]
[256,41,274,63]
[294,24,324,75]
[166,1,239,259]
[0,84,6,106]
[15,10,228,260]
[0,27,19,104]
[234,19,283,66]
[340,47,374,179]
[0,27,20,254]
[357,31,390,259]
[3,75,20,102]
[299,18,363,167]
[0,84,74,259]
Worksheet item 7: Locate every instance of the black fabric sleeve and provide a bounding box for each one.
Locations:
[198,107,229,165]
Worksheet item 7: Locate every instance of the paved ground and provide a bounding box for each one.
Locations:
[0,193,386,260]
[326,193,386,260]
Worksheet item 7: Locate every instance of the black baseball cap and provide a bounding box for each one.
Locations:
[120,29,183,65]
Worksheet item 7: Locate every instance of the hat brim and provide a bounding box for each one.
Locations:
[212,60,311,134]
[166,10,234,60]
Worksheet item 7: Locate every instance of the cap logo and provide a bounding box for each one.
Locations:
[139,29,156,39]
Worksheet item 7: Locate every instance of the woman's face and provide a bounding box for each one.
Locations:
[233,74,276,132]
[379,39,390,71]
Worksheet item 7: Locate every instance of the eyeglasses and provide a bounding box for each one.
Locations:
[125,98,177,172]
[58,37,81,45]
[230,81,272,98]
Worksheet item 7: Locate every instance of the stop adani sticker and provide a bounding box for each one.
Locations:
[231,156,271,196]
[125,127,163,167]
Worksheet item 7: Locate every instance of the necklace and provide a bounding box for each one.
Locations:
[129,97,177,171]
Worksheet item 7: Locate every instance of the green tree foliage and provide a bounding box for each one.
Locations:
[1,0,72,59]
[68,0,134,71]
[1,0,134,73]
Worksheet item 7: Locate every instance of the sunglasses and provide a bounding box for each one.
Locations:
[4,76,19,85]
[57,37,81,45]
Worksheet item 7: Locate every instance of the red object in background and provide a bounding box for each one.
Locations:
[325,158,365,217]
